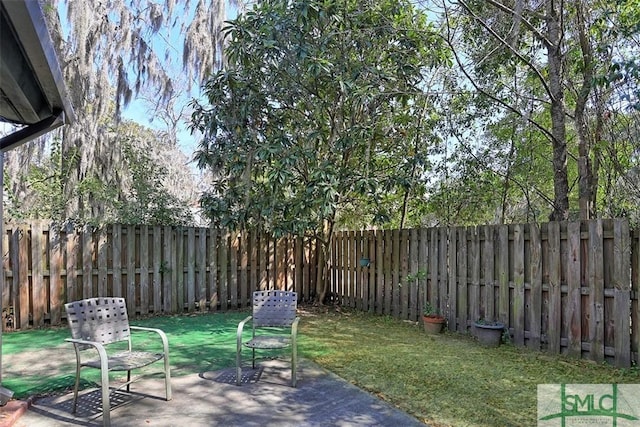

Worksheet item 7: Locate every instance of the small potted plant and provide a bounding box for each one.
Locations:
[422,302,445,334]
[473,318,505,347]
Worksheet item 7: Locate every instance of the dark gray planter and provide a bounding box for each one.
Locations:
[473,322,504,347]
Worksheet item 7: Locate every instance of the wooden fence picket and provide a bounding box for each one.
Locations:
[528,223,542,350]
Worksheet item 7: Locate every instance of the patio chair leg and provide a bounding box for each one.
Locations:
[292,346,297,387]
[100,365,111,426]
[72,366,81,413]
[164,353,172,400]
[236,340,242,386]
[97,347,111,427]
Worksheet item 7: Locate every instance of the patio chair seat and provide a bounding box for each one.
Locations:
[236,290,299,387]
[80,350,165,371]
[65,297,172,427]
[245,336,291,349]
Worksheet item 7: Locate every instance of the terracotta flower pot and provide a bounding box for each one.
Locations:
[423,315,445,334]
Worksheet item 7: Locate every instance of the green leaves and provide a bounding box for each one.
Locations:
[192,0,449,235]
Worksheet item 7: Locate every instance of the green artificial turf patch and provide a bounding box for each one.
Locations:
[2,307,638,427]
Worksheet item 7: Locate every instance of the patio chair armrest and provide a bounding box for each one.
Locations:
[237,315,253,349]
[65,338,109,370]
[291,317,300,344]
[130,326,170,355]
[292,317,300,335]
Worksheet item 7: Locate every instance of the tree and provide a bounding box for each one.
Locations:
[191,0,449,301]
[440,0,640,221]
[3,119,195,226]
[3,1,238,224]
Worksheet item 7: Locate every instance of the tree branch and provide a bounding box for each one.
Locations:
[457,0,553,100]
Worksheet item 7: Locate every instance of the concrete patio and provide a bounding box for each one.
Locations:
[8,359,426,426]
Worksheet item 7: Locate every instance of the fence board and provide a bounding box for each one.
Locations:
[613,219,631,367]
[566,221,581,357]
[276,236,285,293]
[409,229,419,320]
[438,227,448,320]
[176,228,185,311]
[126,226,136,314]
[589,220,605,362]
[513,224,525,346]
[219,231,228,311]
[528,223,542,350]
[31,223,44,327]
[209,227,218,310]
[547,221,561,353]
[82,226,93,300]
[364,232,370,309]
[97,228,108,298]
[186,227,196,311]
[458,227,468,332]
[66,229,78,305]
[3,230,11,310]
[163,226,174,312]
[400,229,409,320]
[295,235,303,299]
[429,228,438,308]
[337,232,345,305]
[483,226,495,322]
[417,228,427,318]
[376,230,384,314]
[469,226,480,325]
[384,230,392,314]
[49,225,62,325]
[153,226,162,313]
[241,232,250,303]
[361,231,369,312]
[447,227,457,330]
[356,231,363,310]
[497,225,509,326]
[17,226,29,329]
[349,230,356,308]
[112,225,122,298]
[140,225,149,315]
[392,229,400,317]
[632,228,639,364]
[258,235,268,292]
[2,230,9,312]
[229,231,239,308]
[194,228,205,311]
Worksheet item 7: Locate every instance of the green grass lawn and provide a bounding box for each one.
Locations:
[2,308,638,427]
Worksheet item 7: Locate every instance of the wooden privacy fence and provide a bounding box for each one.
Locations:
[330,219,639,368]
[1,222,318,330]
[2,219,638,368]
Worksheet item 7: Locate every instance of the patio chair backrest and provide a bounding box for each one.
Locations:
[65,297,131,347]
[252,290,297,327]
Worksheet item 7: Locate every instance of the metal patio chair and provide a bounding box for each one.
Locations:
[236,290,300,387]
[64,297,172,426]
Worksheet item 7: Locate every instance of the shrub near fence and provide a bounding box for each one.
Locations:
[330,219,639,368]
[1,222,318,331]
[1,219,638,368]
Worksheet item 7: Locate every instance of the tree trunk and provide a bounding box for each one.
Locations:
[546,0,570,221]
[316,219,335,304]
[575,1,595,220]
